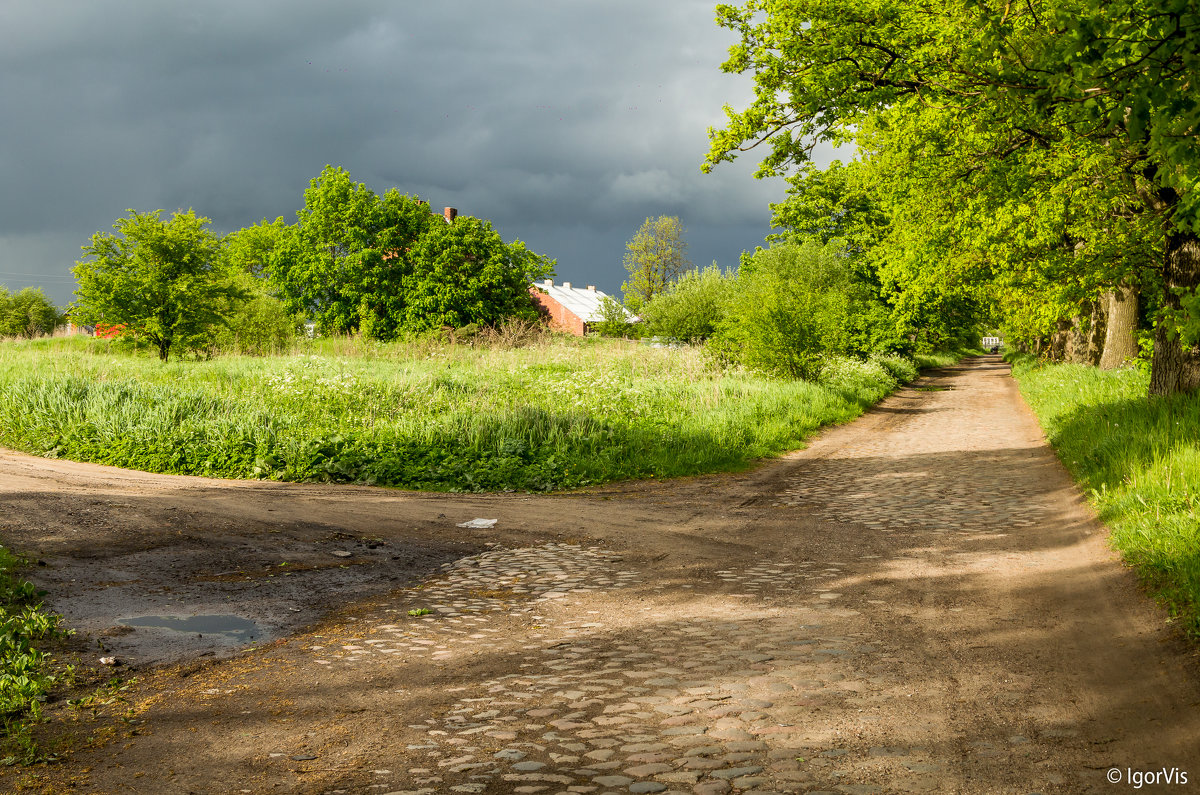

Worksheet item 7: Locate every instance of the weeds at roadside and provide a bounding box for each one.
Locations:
[0,547,70,765]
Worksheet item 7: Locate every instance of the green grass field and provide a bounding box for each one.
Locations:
[1010,356,1200,638]
[0,335,950,493]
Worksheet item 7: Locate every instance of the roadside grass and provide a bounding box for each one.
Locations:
[1009,354,1200,638]
[0,547,68,764]
[0,336,966,493]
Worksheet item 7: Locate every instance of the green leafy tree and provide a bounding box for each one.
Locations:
[621,216,691,313]
[639,264,734,342]
[73,209,241,361]
[705,0,1200,393]
[0,287,61,338]
[268,165,435,338]
[398,216,554,332]
[224,217,291,277]
[771,160,889,255]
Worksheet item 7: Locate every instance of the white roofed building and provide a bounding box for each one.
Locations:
[529,279,634,336]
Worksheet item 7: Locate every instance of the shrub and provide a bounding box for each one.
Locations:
[209,275,299,356]
[709,241,853,379]
[639,264,734,342]
[0,287,62,339]
[593,296,640,338]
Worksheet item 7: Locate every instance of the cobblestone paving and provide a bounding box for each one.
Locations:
[388,614,926,795]
[308,544,640,666]
[777,385,1049,533]
[315,365,1094,794]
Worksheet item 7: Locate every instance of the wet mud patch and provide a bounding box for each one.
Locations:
[22,514,485,666]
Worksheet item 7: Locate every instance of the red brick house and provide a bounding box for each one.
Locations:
[529,279,632,336]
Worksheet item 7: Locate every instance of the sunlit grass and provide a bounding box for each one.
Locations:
[0,335,952,493]
[1010,354,1200,637]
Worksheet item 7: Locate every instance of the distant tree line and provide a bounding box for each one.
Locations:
[72,165,555,361]
[603,215,919,380]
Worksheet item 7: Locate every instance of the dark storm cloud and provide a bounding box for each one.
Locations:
[0,1,837,305]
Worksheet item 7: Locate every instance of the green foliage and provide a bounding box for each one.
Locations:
[621,216,691,313]
[210,272,299,356]
[268,165,437,338]
[1012,359,1200,637]
[73,209,243,362]
[0,546,67,764]
[770,160,889,255]
[639,264,733,342]
[593,296,639,338]
[705,0,1200,394]
[710,240,903,379]
[266,165,552,340]
[0,287,61,339]
[0,335,943,493]
[398,216,553,332]
[224,217,291,277]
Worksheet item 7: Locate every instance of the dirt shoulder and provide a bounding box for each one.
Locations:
[2,355,1197,794]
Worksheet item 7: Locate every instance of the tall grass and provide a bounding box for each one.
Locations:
[1009,354,1200,637]
[0,336,948,492]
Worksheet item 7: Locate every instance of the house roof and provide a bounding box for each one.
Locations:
[533,280,633,323]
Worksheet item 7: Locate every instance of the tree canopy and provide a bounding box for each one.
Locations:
[621,216,691,313]
[705,0,1200,394]
[0,287,61,338]
[73,209,241,361]
[268,165,552,339]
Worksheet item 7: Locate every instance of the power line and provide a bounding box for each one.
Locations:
[0,271,77,280]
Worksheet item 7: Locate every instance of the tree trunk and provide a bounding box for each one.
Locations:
[1150,230,1200,395]
[1065,300,1104,365]
[1049,319,1071,362]
[158,339,171,362]
[1084,298,1107,366]
[1099,284,1139,369]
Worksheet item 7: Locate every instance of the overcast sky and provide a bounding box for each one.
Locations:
[0,1,838,307]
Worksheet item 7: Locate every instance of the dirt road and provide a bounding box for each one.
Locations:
[2,356,1197,794]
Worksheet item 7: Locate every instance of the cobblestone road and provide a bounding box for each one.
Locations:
[25,357,1198,795]
[295,357,1197,795]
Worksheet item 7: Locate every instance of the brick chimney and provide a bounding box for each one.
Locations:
[444,207,457,223]
[586,285,596,291]
[543,279,553,287]
[562,281,571,290]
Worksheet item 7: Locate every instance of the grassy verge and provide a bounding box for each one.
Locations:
[0,547,67,764]
[1008,354,1200,638]
[0,336,964,493]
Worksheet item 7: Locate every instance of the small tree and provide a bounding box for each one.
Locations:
[0,287,62,338]
[73,209,241,361]
[593,296,639,338]
[639,264,733,342]
[621,216,691,313]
